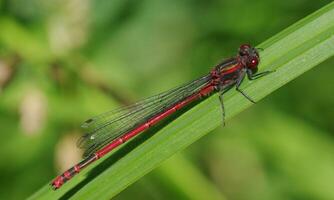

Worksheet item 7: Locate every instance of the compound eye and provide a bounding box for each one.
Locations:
[240,44,251,50]
[249,57,259,68]
[239,44,251,56]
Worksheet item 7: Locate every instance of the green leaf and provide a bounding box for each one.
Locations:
[29,2,334,199]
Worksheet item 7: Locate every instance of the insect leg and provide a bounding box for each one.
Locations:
[218,92,226,126]
[236,70,256,103]
[247,69,275,80]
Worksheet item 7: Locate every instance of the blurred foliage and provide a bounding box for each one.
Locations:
[0,0,333,199]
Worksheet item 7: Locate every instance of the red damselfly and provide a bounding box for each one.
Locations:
[51,44,273,189]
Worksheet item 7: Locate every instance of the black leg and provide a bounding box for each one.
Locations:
[236,70,256,103]
[218,92,226,126]
[247,69,275,80]
[217,83,236,126]
[256,47,264,51]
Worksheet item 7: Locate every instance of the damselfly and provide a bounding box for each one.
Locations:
[51,44,273,189]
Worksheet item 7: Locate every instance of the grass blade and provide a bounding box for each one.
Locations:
[29,2,334,199]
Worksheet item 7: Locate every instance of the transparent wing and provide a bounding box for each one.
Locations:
[78,74,212,157]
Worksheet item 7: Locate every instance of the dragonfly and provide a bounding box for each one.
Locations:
[51,44,273,189]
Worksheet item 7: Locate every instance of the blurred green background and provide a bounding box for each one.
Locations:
[0,0,333,199]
